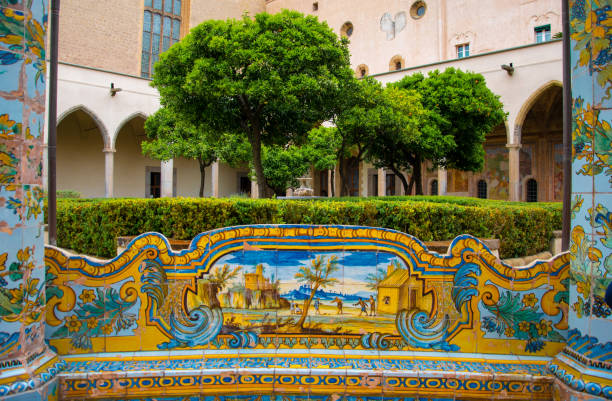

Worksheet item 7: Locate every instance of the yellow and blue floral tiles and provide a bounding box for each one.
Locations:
[0,0,61,399]
[45,225,570,399]
[547,0,612,399]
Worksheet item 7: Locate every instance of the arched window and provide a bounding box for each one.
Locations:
[526,179,538,202]
[355,64,369,78]
[477,180,487,199]
[341,22,354,38]
[389,55,405,71]
[141,0,183,78]
[430,179,438,196]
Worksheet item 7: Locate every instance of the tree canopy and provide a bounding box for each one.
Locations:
[392,68,506,175]
[150,10,354,197]
[142,108,217,197]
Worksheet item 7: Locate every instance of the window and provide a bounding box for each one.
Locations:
[356,64,369,78]
[477,180,487,199]
[141,0,182,78]
[389,55,405,71]
[312,2,318,11]
[341,22,354,38]
[431,179,438,196]
[150,171,161,198]
[526,179,538,202]
[457,43,470,59]
[535,25,551,43]
[410,1,426,19]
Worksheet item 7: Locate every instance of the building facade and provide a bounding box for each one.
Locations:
[51,0,563,201]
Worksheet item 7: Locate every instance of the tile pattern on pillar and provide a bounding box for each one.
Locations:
[0,0,60,399]
[548,0,612,399]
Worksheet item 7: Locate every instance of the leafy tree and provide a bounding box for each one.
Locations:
[392,67,506,191]
[151,10,354,198]
[331,77,387,196]
[365,86,452,195]
[142,108,217,197]
[261,145,309,197]
[303,126,342,196]
[294,255,339,329]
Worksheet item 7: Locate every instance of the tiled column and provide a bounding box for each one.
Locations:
[549,1,612,398]
[103,148,114,198]
[160,159,173,198]
[507,144,521,202]
[0,0,61,399]
[377,168,386,197]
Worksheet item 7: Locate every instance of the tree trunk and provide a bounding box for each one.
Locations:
[338,156,347,197]
[413,159,423,195]
[391,166,410,195]
[249,128,267,198]
[198,158,206,197]
[408,173,415,195]
[295,284,318,329]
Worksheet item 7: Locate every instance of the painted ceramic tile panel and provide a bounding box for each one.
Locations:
[484,146,509,200]
[45,225,569,356]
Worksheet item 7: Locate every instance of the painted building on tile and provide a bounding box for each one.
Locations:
[50,0,563,201]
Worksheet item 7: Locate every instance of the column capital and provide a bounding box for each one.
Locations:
[103,147,116,153]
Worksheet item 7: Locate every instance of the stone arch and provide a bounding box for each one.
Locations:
[514,80,563,142]
[112,112,148,149]
[513,80,563,202]
[57,105,111,150]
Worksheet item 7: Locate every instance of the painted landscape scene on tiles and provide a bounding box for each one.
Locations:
[191,250,416,335]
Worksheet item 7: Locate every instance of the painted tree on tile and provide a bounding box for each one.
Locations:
[294,255,339,329]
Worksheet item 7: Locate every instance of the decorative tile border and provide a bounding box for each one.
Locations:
[59,353,553,400]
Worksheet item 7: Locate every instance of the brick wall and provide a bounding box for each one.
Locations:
[59,0,143,76]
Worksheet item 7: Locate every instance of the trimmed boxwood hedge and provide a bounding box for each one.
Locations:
[51,197,561,259]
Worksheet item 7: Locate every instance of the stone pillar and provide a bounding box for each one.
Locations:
[377,168,386,197]
[211,160,219,198]
[103,148,115,198]
[549,2,612,398]
[250,180,259,199]
[0,1,61,399]
[359,162,368,197]
[437,168,447,196]
[327,170,332,197]
[161,159,173,198]
[507,144,521,202]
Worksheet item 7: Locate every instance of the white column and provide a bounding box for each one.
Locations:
[437,168,447,196]
[161,159,173,198]
[250,180,259,199]
[211,160,219,198]
[327,170,332,197]
[103,148,115,198]
[377,168,386,196]
[508,144,521,201]
[359,162,368,197]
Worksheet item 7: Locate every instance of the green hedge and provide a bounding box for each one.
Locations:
[51,197,561,259]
